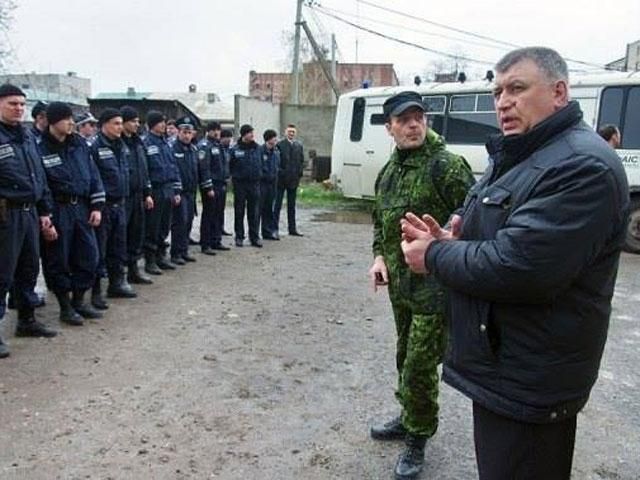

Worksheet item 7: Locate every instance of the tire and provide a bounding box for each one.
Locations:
[623,197,640,254]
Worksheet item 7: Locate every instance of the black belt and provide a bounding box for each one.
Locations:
[105,196,125,206]
[54,193,87,205]
[6,200,34,210]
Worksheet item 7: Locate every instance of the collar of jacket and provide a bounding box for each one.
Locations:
[97,132,124,153]
[486,101,582,169]
[0,120,26,144]
[41,129,73,153]
[238,140,258,151]
[392,129,445,167]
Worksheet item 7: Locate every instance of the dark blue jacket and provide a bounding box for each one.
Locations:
[426,102,630,423]
[172,140,199,194]
[221,144,231,181]
[144,132,181,193]
[229,140,261,182]
[0,121,51,215]
[197,137,224,187]
[38,131,105,210]
[259,144,280,182]
[122,133,152,197]
[90,132,130,200]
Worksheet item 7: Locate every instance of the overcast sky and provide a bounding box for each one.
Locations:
[4,0,639,102]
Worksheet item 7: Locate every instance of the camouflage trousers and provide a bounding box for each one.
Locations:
[391,299,446,437]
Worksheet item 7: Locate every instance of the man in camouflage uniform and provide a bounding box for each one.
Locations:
[369,91,474,480]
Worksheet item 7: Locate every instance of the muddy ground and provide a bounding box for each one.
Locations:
[0,207,639,480]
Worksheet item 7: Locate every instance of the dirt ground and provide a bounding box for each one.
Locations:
[1,207,639,480]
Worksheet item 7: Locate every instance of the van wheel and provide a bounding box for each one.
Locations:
[623,198,640,254]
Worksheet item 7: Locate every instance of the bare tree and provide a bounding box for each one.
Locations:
[0,0,16,72]
[424,45,470,82]
[279,28,329,72]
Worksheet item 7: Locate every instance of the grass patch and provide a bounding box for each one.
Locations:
[297,182,372,211]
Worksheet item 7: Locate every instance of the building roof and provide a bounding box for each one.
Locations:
[92,91,233,122]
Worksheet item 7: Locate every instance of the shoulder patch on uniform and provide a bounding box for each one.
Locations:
[146,145,159,155]
[211,147,220,155]
[263,154,268,161]
[98,147,115,159]
[0,144,14,159]
[198,150,206,160]
[235,150,245,158]
[41,154,63,168]
[174,152,185,158]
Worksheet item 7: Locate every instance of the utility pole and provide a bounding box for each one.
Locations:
[330,34,337,105]
[291,0,303,104]
[300,20,340,101]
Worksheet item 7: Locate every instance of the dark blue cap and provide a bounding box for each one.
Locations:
[176,116,195,130]
[382,91,424,121]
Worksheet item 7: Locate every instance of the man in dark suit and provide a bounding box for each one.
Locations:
[275,124,304,237]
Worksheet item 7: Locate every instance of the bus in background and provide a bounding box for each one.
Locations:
[330,71,640,253]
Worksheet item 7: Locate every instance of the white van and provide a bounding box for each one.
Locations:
[330,71,640,252]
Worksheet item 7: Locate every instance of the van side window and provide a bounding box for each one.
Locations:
[446,94,500,145]
[370,113,386,125]
[598,87,624,128]
[350,97,366,142]
[622,87,640,149]
[423,95,446,135]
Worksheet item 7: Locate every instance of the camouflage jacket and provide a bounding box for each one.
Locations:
[372,129,475,312]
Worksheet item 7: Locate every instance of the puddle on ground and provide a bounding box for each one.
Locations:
[311,211,372,224]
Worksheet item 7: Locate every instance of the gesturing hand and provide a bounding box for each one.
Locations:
[401,213,462,243]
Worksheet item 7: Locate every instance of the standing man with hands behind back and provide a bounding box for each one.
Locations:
[275,124,304,237]
[401,47,630,480]
[369,91,474,480]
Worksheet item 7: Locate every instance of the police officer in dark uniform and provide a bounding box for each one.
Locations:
[170,117,200,264]
[90,108,137,301]
[120,106,154,285]
[143,111,182,273]
[230,124,262,248]
[30,101,48,140]
[0,84,57,358]
[38,102,105,325]
[197,122,226,254]
[219,129,233,236]
[259,129,280,240]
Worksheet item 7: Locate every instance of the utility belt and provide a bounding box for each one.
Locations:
[0,197,33,223]
[53,193,88,205]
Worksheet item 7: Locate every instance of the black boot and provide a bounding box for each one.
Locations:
[0,335,9,359]
[371,415,407,441]
[55,291,84,326]
[156,251,176,270]
[91,279,109,310]
[144,253,163,276]
[15,308,58,337]
[182,253,197,262]
[128,261,153,285]
[394,434,427,480]
[107,273,137,298]
[170,256,186,266]
[72,290,103,319]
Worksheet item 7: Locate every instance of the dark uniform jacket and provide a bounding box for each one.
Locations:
[229,140,261,182]
[259,144,280,182]
[425,102,630,423]
[144,132,182,194]
[0,121,51,215]
[122,133,152,197]
[90,133,130,201]
[197,137,224,188]
[172,140,199,194]
[38,131,105,211]
[276,138,304,189]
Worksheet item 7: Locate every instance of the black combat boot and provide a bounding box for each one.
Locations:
[91,278,109,310]
[15,308,58,337]
[182,253,197,262]
[156,251,176,270]
[107,273,137,298]
[144,253,163,275]
[201,247,217,255]
[371,415,407,441]
[170,256,186,266]
[128,261,153,284]
[72,290,103,319]
[54,291,84,326]
[394,434,427,480]
[0,335,9,359]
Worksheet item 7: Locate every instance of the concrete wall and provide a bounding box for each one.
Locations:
[234,95,281,137]
[280,104,336,158]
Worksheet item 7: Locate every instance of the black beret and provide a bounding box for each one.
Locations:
[383,91,425,121]
[98,108,122,125]
[31,100,48,119]
[0,83,26,99]
[45,102,73,125]
[240,124,254,137]
[120,106,139,123]
[263,129,277,142]
[206,121,221,132]
[146,110,165,129]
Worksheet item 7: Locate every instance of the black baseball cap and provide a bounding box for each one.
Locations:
[382,91,425,121]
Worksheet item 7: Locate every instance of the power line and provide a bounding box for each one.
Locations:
[308,4,496,66]
[354,0,608,70]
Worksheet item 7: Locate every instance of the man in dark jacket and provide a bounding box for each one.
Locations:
[197,121,224,254]
[230,124,262,248]
[121,106,154,285]
[259,129,280,240]
[402,47,630,479]
[275,124,304,237]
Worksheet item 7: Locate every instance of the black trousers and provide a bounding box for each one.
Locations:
[259,180,277,237]
[274,185,298,234]
[97,202,127,278]
[233,180,259,242]
[473,402,576,480]
[126,191,146,263]
[144,184,173,256]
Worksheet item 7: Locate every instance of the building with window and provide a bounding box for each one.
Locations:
[606,39,640,72]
